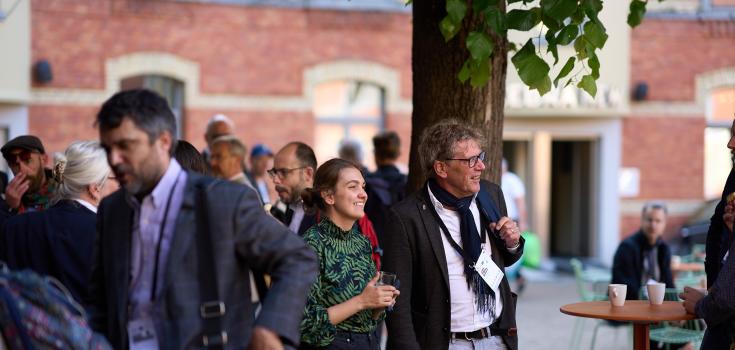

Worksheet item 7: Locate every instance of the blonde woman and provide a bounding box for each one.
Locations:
[0,141,118,304]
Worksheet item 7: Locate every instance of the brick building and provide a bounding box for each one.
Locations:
[1,0,731,265]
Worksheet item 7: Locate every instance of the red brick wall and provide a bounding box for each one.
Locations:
[620,215,689,242]
[631,19,735,101]
[31,1,412,97]
[622,116,705,199]
[30,0,413,163]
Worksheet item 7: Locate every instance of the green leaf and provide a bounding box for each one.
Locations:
[484,6,506,34]
[472,0,497,13]
[554,56,576,86]
[571,7,585,25]
[545,30,559,64]
[583,20,608,48]
[507,8,541,31]
[466,31,495,61]
[440,16,461,42]
[581,0,603,21]
[511,39,550,86]
[546,0,578,22]
[458,60,472,83]
[578,74,597,97]
[588,53,600,79]
[470,60,491,87]
[557,24,579,45]
[446,0,467,23]
[541,12,561,32]
[628,0,647,27]
[574,36,589,59]
[533,76,552,95]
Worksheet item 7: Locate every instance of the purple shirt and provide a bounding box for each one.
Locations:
[127,159,187,321]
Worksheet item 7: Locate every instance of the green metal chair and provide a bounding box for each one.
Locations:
[640,287,705,349]
[569,258,623,349]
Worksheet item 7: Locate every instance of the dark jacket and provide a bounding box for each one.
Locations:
[383,180,522,350]
[88,172,318,349]
[697,235,735,349]
[0,200,96,304]
[270,205,317,236]
[706,166,735,289]
[611,230,675,301]
[365,164,407,245]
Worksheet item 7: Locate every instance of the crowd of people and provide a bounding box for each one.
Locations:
[0,87,733,350]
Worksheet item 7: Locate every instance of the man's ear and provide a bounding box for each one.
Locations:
[40,153,49,167]
[433,160,448,179]
[303,166,315,183]
[157,131,174,156]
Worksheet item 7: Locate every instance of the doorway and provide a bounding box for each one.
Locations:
[550,140,597,257]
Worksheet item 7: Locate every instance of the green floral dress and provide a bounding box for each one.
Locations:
[300,217,382,347]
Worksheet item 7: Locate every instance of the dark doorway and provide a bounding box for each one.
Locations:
[550,140,596,257]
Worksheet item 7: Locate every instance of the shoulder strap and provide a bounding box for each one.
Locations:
[194,177,227,348]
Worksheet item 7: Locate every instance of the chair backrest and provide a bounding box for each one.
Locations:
[570,258,605,301]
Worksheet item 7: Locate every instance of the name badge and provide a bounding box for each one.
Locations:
[475,249,503,290]
[127,317,159,349]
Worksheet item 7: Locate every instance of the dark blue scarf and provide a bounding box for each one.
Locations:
[428,178,495,316]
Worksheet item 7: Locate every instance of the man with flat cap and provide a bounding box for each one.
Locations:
[0,135,56,216]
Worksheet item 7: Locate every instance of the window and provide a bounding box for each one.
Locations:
[121,75,185,139]
[313,80,385,169]
[704,86,735,198]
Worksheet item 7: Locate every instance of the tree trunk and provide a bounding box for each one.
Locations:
[408,0,508,193]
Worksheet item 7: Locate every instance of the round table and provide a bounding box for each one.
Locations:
[560,300,695,350]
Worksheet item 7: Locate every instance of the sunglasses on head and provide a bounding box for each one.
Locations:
[3,150,35,166]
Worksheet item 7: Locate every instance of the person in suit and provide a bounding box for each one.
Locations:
[681,199,735,348]
[269,142,318,235]
[299,158,399,349]
[1,140,119,304]
[383,119,524,350]
[705,118,735,289]
[89,89,318,349]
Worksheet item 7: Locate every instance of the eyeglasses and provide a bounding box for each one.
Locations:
[267,166,307,179]
[3,150,35,167]
[444,151,486,168]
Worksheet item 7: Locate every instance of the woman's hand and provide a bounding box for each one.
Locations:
[358,273,398,310]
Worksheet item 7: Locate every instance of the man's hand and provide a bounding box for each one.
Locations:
[5,173,28,210]
[679,286,706,315]
[725,200,735,233]
[489,217,521,248]
[248,326,283,350]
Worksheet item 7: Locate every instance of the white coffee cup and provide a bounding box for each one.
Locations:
[608,284,627,307]
[647,282,666,305]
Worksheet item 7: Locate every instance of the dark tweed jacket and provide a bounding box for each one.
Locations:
[383,180,523,350]
[88,171,318,349]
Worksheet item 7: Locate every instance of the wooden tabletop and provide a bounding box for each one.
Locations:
[560,301,696,323]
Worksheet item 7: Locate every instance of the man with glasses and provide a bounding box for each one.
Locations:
[0,135,56,215]
[383,119,523,350]
[269,142,317,235]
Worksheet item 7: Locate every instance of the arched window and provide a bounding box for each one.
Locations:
[312,80,385,169]
[704,86,735,198]
[121,75,185,139]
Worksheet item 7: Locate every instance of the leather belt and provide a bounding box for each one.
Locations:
[451,326,517,340]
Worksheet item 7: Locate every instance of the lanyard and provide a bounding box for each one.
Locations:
[150,173,181,301]
[426,199,488,267]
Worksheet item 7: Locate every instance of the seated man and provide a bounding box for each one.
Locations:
[612,201,675,301]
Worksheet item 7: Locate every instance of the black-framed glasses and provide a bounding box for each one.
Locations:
[444,151,485,168]
[267,166,307,179]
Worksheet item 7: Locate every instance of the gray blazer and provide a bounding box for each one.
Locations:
[88,172,318,349]
[383,180,522,350]
[697,236,735,349]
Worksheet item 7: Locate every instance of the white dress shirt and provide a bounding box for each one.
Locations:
[288,201,305,234]
[427,186,502,332]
